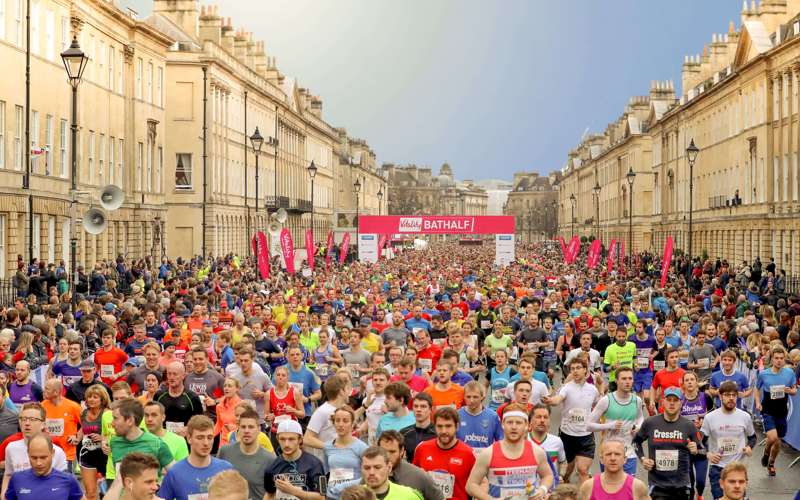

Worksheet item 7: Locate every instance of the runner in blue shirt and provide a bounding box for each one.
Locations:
[755,347,798,476]
[629,322,657,402]
[285,346,322,418]
[5,433,82,500]
[457,381,503,453]
[708,350,751,408]
[158,415,232,500]
[488,350,516,411]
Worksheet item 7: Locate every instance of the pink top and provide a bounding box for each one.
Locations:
[590,473,634,500]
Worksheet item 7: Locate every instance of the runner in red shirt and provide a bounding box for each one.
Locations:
[94,329,128,386]
[415,329,442,377]
[412,407,475,500]
[650,347,685,413]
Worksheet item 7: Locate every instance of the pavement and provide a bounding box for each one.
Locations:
[546,398,800,499]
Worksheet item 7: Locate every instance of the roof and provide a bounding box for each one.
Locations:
[743,20,773,54]
[145,13,199,47]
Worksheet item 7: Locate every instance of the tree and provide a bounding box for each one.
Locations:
[388,186,423,215]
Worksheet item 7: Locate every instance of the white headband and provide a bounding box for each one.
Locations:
[502,410,529,422]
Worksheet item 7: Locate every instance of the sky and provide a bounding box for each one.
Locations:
[129,0,742,181]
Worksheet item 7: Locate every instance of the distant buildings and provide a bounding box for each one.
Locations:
[504,171,560,242]
[380,163,488,217]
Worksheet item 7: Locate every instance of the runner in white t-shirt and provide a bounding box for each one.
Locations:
[528,403,566,488]
[543,357,598,485]
[302,374,351,470]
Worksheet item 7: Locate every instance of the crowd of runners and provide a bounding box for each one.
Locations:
[0,239,798,500]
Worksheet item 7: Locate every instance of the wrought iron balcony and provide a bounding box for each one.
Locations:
[264,195,290,210]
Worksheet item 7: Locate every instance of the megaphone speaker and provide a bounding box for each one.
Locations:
[275,208,288,224]
[99,185,124,211]
[83,208,107,235]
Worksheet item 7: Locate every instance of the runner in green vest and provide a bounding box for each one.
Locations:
[604,328,637,391]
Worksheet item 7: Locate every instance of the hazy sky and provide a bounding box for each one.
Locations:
[131,0,741,181]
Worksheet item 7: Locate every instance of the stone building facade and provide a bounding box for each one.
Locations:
[0,0,171,278]
[505,171,560,242]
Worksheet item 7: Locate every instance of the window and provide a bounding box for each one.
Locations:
[157,67,163,106]
[147,62,153,103]
[14,0,21,46]
[59,119,67,177]
[32,214,41,260]
[31,110,39,173]
[0,0,6,40]
[108,136,115,185]
[117,138,123,188]
[157,146,162,193]
[98,42,105,86]
[45,10,54,60]
[136,58,143,99]
[175,153,192,189]
[108,46,114,90]
[118,49,123,93]
[47,217,54,263]
[30,0,39,54]
[0,101,4,169]
[146,139,152,191]
[88,131,94,183]
[61,219,69,267]
[99,133,105,183]
[60,16,68,50]
[136,141,143,190]
[44,114,52,175]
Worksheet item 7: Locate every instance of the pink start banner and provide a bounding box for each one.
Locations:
[358,215,515,235]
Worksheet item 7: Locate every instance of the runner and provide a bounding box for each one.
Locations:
[708,350,751,408]
[544,357,599,485]
[263,420,326,499]
[630,321,657,403]
[377,430,444,500]
[376,382,415,438]
[466,402,553,500]
[528,404,566,488]
[578,437,649,500]
[487,349,516,411]
[587,366,645,475]
[217,406,276,500]
[604,327,636,392]
[360,446,423,499]
[457,381,503,455]
[717,462,748,500]
[633,387,700,500]
[113,452,161,500]
[412,407,476,500]
[650,348,685,414]
[679,371,713,500]
[700,381,756,500]
[4,433,83,500]
[400,393,436,462]
[323,406,369,499]
[423,362,465,410]
[754,346,797,476]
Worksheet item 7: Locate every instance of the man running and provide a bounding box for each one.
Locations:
[412,407,476,500]
[604,327,636,392]
[754,346,797,476]
[630,321,656,403]
[577,438,649,500]
[263,420,326,499]
[360,446,423,499]
[5,433,82,500]
[544,357,598,485]
[650,348,685,414]
[700,381,756,500]
[400,393,436,462]
[717,462,748,500]
[528,404,566,488]
[466,402,553,500]
[633,387,700,500]
[457,381,503,455]
[588,366,645,475]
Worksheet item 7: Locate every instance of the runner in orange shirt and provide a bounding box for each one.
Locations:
[94,329,128,386]
[41,378,82,465]
[424,362,465,411]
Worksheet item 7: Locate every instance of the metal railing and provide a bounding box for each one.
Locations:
[0,279,17,307]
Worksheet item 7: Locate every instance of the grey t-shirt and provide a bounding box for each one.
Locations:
[688,344,717,383]
[233,370,272,419]
[382,327,410,347]
[342,348,371,371]
[217,443,276,500]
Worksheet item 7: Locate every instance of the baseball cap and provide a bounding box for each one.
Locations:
[125,358,141,367]
[359,317,372,327]
[664,387,683,400]
[79,359,95,370]
[104,303,117,312]
[276,420,303,436]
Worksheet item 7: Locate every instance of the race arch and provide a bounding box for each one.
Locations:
[357,215,516,266]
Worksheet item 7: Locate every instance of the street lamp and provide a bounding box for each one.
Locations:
[593,181,601,240]
[250,127,264,230]
[569,193,576,237]
[268,135,279,208]
[377,188,383,216]
[307,160,317,237]
[61,37,88,311]
[353,178,362,242]
[686,139,700,283]
[626,166,636,266]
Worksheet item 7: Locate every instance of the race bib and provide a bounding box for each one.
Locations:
[769,385,785,399]
[697,358,710,370]
[430,471,455,498]
[166,421,185,434]
[653,360,666,371]
[655,449,679,471]
[510,346,520,360]
[81,436,100,451]
[719,437,739,455]
[480,320,492,330]
[316,364,329,377]
[492,388,506,404]
[545,341,555,352]
[469,335,478,349]
[568,407,587,430]
[329,468,355,484]
[419,358,433,373]
[290,382,305,398]
[45,418,64,437]
[274,414,291,424]
[100,364,114,378]
[187,494,209,500]
[636,357,649,369]
[275,492,299,500]
[433,339,446,347]
[348,365,360,378]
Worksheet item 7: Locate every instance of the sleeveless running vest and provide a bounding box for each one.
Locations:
[590,473,635,500]
[269,386,297,432]
[487,440,539,498]
[605,393,639,422]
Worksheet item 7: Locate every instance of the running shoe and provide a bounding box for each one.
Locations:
[767,463,776,476]
[761,453,769,467]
